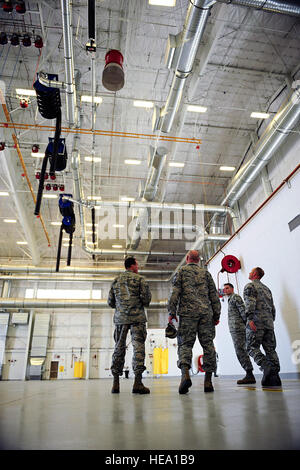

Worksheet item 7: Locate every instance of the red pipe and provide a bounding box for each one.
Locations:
[206,163,300,265]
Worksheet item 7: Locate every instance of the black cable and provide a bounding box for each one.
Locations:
[56,224,64,273]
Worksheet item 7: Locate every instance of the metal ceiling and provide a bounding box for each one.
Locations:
[0,0,299,270]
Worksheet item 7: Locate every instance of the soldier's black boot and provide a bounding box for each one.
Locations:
[111,375,120,394]
[269,371,282,387]
[237,370,256,385]
[204,372,214,393]
[132,374,150,394]
[261,363,273,387]
[179,366,192,394]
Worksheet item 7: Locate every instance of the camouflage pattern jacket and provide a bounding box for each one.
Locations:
[227,293,246,332]
[243,279,276,329]
[168,263,221,321]
[108,270,152,325]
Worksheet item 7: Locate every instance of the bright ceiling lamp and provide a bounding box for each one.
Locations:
[0,191,9,196]
[81,95,102,104]
[112,244,123,249]
[16,88,36,96]
[133,100,154,108]
[43,194,58,199]
[85,156,101,163]
[31,152,45,158]
[51,222,61,226]
[17,241,28,245]
[187,105,207,113]
[125,159,141,165]
[121,196,135,202]
[250,112,270,119]
[87,196,102,200]
[220,166,235,171]
[169,162,185,167]
[113,224,124,228]
[4,219,17,223]
[149,0,176,6]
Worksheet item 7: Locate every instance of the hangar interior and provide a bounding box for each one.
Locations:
[0,0,300,451]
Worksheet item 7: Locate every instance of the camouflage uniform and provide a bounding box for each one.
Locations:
[108,270,152,376]
[168,263,221,373]
[243,279,280,373]
[227,293,253,372]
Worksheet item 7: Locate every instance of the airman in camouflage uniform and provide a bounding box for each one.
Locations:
[108,257,152,394]
[223,283,255,384]
[168,250,221,394]
[244,267,281,387]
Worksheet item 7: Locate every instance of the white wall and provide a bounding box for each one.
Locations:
[207,168,300,376]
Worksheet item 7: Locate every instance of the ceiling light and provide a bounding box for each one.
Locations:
[16,88,36,97]
[63,243,74,247]
[4,219,17,223]
[43,194,58,199]
[31,152,45,158]
[112,245,123,249]
[149,0,176,6]
[87,196,102,200]
[81,95,103,104]
[86,223,98,227]
[125,159,141,165]
[17,241,28,245]
[187,105,207,113]
[169,162,185,168]
[220,166,236,172]
[51,222,61,226]
[0,191,9,196]
[250,112,270,119]
[120,196,135,202]
[133,100,154,109]
[85,156,101,163]
[113,224,125,228]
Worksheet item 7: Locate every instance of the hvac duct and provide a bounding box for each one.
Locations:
[154,0,215,134]
[221,86,300,208]
[0,266,173,275]
[0,299,168,310]
[216,0,300,16]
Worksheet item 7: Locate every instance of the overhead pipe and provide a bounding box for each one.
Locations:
[216,0,300,16]
[0,266,173,275]
[155,0,215,134]
[0,298,168,310]
[61,0,77,127]
[221,85,300,208]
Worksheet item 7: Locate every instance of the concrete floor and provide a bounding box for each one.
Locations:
[0,376,299,450]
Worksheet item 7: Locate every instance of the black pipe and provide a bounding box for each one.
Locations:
[88,0,96,40]
[56,224,64,272]
[91,206,96,260]
[34,152,49,216]
[67,231,73,266]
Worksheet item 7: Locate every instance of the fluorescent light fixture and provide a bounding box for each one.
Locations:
[169,162,185,168]
[63,243,74,247]
[81,95,103,104]
[17,241,28,245]
[149,0,176,6]
[43,194,58,199]
[51,222,61,226]
[120,196,135,202]
[250,112,270,119]
[16,88,36,96]
[31,152,45,158]
[87,196,102,200]
[113,224,125,228]
[85,156,101,163]
[124,159,141,165]
[4,219,17,223]
[187,105,207,113]
[86,223,98,227]
[133,100,154,109]
[112,244,123,249]
[220,166,235,172]
[0,191,9,196]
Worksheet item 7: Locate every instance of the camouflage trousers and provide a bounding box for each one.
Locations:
[177,314,216,372]
[111,323,147,377]
[246,325,280,372]
[229,328,253,372]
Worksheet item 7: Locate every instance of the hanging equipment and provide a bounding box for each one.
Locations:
[56,195,76,272]
[33,73,63,216]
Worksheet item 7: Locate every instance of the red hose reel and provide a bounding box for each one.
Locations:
[221,255,241,274]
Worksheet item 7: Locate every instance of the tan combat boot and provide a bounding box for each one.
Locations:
[204,372,214,393]
[237,370,256,385]
[111,375,120,394]
[132,374,150,394]
[179,366,192,394]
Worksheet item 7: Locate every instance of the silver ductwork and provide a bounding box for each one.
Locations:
[216,0,300,16]
[221,86,300,207]
[0,266,173,275]
[154,0,215,134]
[0,299,168,310]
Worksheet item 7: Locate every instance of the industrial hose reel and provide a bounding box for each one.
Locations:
[56,194,76,272]
[221,255,241,273]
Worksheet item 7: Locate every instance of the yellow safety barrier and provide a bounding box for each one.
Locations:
[153,347,168,375]
[74,361,84,378]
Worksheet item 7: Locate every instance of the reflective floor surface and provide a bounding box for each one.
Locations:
[0,376,299,450]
